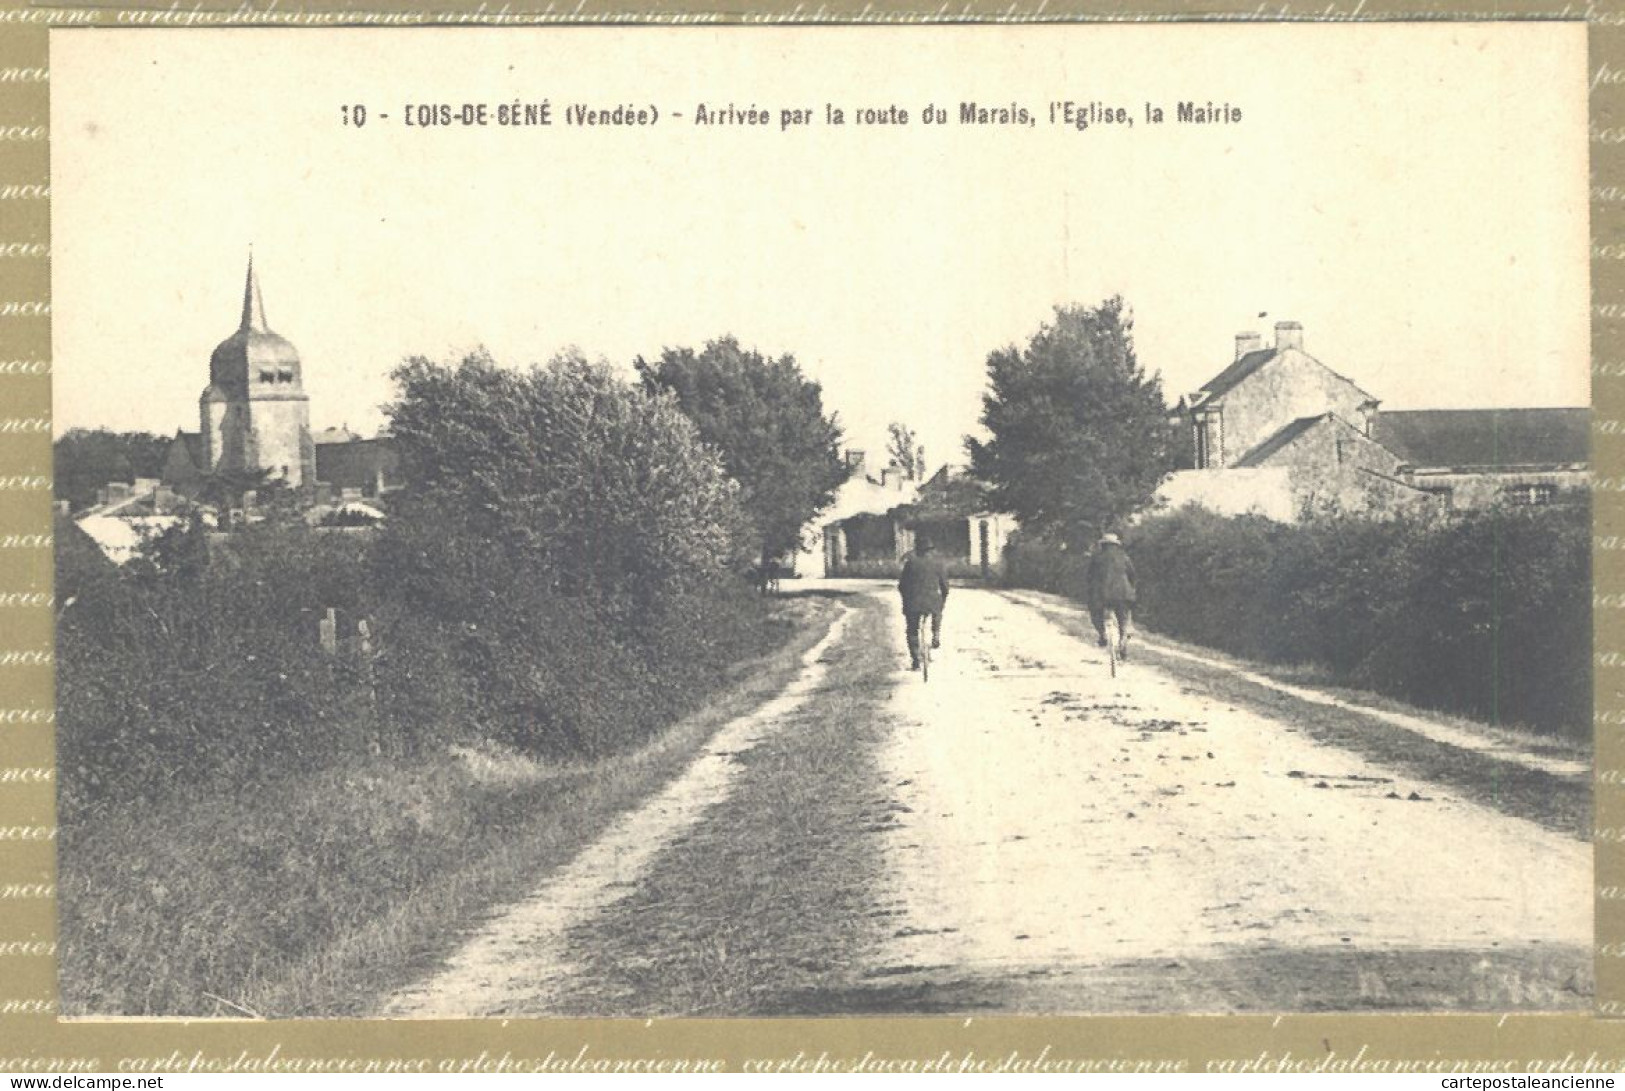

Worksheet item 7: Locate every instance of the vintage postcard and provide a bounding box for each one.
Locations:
[33,15,1600,1057]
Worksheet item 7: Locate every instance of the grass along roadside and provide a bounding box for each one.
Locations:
[58,593,844,1018]
[544,591,974,1016]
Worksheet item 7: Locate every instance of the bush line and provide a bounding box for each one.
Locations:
[1005,504,1590,740]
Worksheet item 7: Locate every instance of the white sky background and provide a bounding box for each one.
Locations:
[50,24,1588,471]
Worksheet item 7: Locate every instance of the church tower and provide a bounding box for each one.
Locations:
[200,256,315,489]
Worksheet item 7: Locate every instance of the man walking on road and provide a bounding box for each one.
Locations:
[899,536,950,671]
[1087,531,1136,661]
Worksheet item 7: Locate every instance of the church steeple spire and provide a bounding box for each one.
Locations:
[204,250,312,488]
[240,250,269,333]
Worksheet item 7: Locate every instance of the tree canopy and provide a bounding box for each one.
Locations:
[636,337,849,565]
[967,298,1173,547]
[886,422,927,481]
[54,429,172,511]
[386,349,748,599]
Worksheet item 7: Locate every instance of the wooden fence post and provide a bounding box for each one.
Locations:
[358,618,382,757]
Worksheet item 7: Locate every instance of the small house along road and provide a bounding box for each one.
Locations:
[385,583,1591,1016]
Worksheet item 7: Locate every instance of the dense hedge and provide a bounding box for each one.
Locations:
[57,354,796,820]
[56,517,786,821]
[1005,503,1590,738]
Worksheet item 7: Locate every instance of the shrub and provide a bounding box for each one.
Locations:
[387,350,750,600]
[58,354,790,813]
[1005,503,1591,738]
[59,520,790,817]
[56,523,377,820]
[1003,529,1090,598]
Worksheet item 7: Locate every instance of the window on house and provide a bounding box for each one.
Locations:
[258,369,275,383]
[1506,483,1557,506]
[277,367,294,383]
[1335,438,1347,465]
[1199,410,1224,468]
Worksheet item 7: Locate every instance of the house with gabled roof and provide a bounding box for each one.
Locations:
[1161,321,1588,520]
[1373,408,1588,509]
[818,459,1015,578]
[1185,322,1382,471]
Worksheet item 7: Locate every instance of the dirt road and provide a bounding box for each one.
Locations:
[385,583,1592,1016]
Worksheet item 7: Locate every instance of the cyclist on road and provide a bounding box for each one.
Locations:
[1086,531,1136,661]
[898,536,950,671]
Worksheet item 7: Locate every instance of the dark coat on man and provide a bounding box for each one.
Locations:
[898,549,951,614]
[1086,540,1136,608]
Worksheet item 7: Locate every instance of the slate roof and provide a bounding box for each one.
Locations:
[1372,408,1589,469]
[1231,414,1328,468]
[1194,346,1377,408]
[205,257,302,399]
[175,430,204,467]
[1196,348,1277,403]
[76,512,182,566]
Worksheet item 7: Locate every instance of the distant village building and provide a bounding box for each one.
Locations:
[787,449,915,575]
[1370,409,1588,510]
[77,258,399,562]
[313,433,402,501]
[75,477,186,565]
[816,452,1016,578]
[1160,322,1588,520]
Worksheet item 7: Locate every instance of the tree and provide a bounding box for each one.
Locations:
[386,349,748,600]
[636,337,849,567]
[886,422,927,481]
[967,298,1173,548]
[131,512,211,582]
[53,429,172,511]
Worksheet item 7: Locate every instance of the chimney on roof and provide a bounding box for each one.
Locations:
[1275,321,1303,352]
[1234,332,1263,361]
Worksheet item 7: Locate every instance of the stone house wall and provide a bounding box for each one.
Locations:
[1210,350,1374,467]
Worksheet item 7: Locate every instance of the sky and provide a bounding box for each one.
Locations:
[50,24,1589,473]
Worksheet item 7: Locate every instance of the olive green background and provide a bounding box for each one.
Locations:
[2,2,1620,1073]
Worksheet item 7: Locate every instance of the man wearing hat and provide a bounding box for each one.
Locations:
[898,536,950,671]
[1086,531,1136,660]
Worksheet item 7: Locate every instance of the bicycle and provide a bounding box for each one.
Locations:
[916,613,932,683]
[1104,612,1120,678]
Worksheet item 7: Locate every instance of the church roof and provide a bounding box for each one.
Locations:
[205,256,303,398]
[171,429,204,467]
[1372,408,1589,469]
